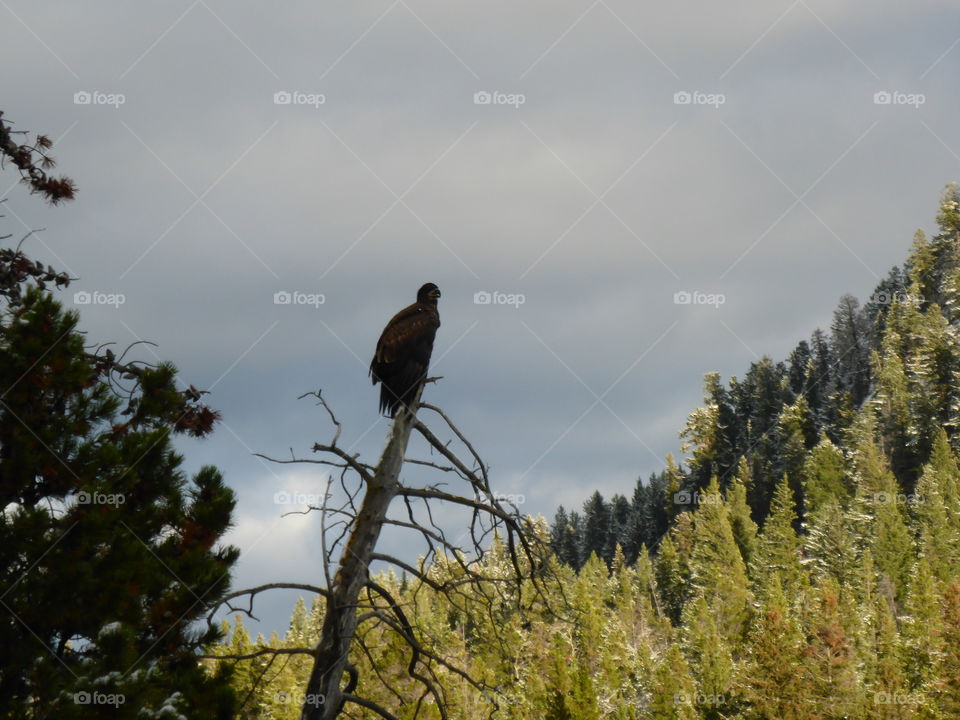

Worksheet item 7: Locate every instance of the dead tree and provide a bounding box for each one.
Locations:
[211,383,560,720]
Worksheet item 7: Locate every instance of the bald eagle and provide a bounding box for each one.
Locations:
[369,283,441,417]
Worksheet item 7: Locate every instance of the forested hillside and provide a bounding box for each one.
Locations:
[552,183,960,571]
[217,185,960,718]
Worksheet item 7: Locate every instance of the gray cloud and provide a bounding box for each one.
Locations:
[3,0,957,635]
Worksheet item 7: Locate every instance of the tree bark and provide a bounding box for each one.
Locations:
[301,386,423,720]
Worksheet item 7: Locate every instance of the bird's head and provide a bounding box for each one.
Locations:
[418,283,441,304]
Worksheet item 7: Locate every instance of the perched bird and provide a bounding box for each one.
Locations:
[370,283,441,417]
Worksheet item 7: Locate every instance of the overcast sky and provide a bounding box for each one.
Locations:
[3,0,958,636]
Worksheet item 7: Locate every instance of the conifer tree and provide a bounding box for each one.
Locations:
[685,477,751,644]
[899,559,940,697]
[802,434,852,515]
[650,644,697,720]
[654,534,688,626]
[0,118,238,719]
[726,459,758,567]
[805,579,862,719]
[682,596,734,720]
[582,491,611,567]
[777,396,816,517]
[912,430,960,584]
[804,498,859,590]
[864,593,907,720]
[751,475,806,602]
[935,582,960,716]
[739,575,809,720]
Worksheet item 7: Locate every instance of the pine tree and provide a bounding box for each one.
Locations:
[907,228,936,303]
[682,596,734,719]
[751,474,806,603]
[935,582,960,716]
[0,125,237,717]
[606,493,632,565]
[663,454,685,523]
[551,506,581,567]
[802,434,852,515]
[777,396,816,518]
[654,534,688,625]
[912,435,960,585]
[685,477,752,644]
[805,579,863,719]
[581,491,611,567]
[863,592,908,720]
[0,290,238,719]
[726,459,758,567]
[804,498,859,590]
[649,644,697,720]
[681,373,737,491]
[848,414,914,600]
[739,575,809,720]
[830,293,873,410]
[899,559,940,698]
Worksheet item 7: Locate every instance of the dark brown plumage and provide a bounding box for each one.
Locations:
[369,283,441,417]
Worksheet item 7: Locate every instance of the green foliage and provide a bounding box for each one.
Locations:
[0,287,238,717]
[684,477,751,644]
[751,475,805,602]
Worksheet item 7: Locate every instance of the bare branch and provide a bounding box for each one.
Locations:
[212,389,563,720]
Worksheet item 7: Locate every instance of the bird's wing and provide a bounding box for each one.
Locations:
[375,305,437,365]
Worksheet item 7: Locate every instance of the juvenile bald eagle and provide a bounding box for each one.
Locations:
[370,283,441,417]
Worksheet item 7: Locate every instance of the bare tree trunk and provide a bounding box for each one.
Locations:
[301,386,423,720]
